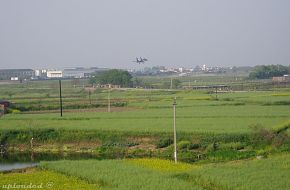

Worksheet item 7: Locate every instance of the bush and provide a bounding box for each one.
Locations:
[250,124,289,148]
[177,141,191,150]
[218,142,244,151]
[156,138,173,148]
[112,102,127,107]
[188,143,200,150]
[11,109,21,114]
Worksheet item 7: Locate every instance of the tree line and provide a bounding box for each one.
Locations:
[249,65,290,79]
[89,69,133,87]
[89,69,182,89]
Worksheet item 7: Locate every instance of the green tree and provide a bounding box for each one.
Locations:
[162,79,182,89]
[249,65,289,79]
[172,79,181,89]
[90,69,133,87]
[133,78,144,87]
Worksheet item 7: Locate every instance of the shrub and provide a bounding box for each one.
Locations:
[11,109,21,114]
[218,142,244,151]
[250,124,289,148]
[188,143,200,150]
[177,141,191,150]
[112,102,127,107]
[156,138,173,148]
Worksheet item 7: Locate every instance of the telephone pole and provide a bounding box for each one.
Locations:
[59,80,63,117]
[173,97,177,163]
[89,90,92,104]
[215,87,218,100]
[108,87,111,112]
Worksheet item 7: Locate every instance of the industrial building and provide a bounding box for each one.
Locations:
[63,67,108,78]
[0,69,34,80]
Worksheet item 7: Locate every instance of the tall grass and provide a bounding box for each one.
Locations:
[40,154,290,190]
[41,159,203,190]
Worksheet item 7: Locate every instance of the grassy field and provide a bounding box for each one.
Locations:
[37,154,290,190]
[189,153,290,190]
[2,154,289,189]
[1,78,290,189]
[40,159,203,190]
[1,82,290,134]
[0,169,98,190]
[1,105,290,134]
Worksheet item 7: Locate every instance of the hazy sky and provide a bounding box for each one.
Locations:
[0,0,290,69]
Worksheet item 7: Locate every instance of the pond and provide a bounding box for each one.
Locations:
[0,163,38,172]
[0,152,101,172]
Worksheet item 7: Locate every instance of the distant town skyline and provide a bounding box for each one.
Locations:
[1,0,290,70]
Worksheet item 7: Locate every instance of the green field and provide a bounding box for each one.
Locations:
[0,169,98,190]
[1,104,290,134]
[1,80,290,134]
[8,153,280,190]
[1,154,289,189]
[1,79,290,189]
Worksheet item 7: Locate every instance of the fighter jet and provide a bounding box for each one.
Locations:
[133,57,148,64]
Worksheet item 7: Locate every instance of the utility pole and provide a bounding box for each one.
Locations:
[30,137,34,150]
[108,87,111,112]
[89,90,92,104]
[173,97,177,163]
[0,104,4,118]
[30,137,34,162]
[170,78,173,89]
[59,80,63,117]
[215,87,218,100]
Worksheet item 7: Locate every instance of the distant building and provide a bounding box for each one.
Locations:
[178,67,184,73]
[0,69,34,80]
[10,77,19,81]
[0,100,10,108]
[34,69,47,78]
[272,75,290,83]
[63,67,106,78]
[47,70,63,78]
[96,84,121,89]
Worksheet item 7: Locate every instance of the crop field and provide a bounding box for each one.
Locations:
[1,154,289,189]
[0,169,98,190]
[1,105,290,134]
[1,79,290,134]
[33,153,290,190]
[1,79,290,190]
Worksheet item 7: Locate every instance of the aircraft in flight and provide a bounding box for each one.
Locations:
[133,57,148,64]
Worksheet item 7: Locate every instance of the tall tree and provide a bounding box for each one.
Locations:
[90,69,132,87]
[249,65,289,79]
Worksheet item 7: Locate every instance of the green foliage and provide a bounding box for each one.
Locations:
[161,79,181,89]
[90,69,133,87]
[250,124,289,148]
[218,142,244,151]
[10,109,21,114]
[128,158,197,172]
[249,64,289,79]
[177,140,191,150]
[206,150,256,161]
[156,138,173,148]
[172,79,181,89]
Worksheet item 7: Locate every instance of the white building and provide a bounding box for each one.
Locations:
[178,67,184,73]
[63,67,106,78]
[47,71,63,78]
[11,77,19,81]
